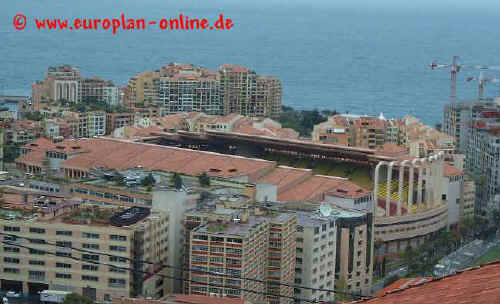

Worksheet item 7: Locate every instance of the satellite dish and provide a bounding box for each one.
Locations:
[320,203,332,216]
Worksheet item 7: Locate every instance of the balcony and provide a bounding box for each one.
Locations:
[29,275,46,282]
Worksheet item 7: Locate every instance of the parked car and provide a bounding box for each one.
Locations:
[5,292,20,298]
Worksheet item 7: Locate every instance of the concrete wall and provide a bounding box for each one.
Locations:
[152,189,198,293]
[446,177,462,228]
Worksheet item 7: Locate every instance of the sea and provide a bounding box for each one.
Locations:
[1,0,500,126]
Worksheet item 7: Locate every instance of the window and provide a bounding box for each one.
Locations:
[3,246,20,253]
[30,238,46,244]
[82,275,99,282]
[56,273,72,279]
[3,268,19,274]
[29,260,45,266]
[226,248,242,255]
[83,243,99,250]
[210,256,224,263]
[314,227,320,235]
[109,266,126,273]
[82,264,99,271]
[56,241,72,248]
[56,262,72,269]
[110,235,127,241]
[110,245,126,252]
[56,231,72,236]
[192,245,208,252]
[4,226,20,232]
[82,254,99,261]
[82,232,99,239]
[29,271,45,279]
[30,228,46,234]
[109,278,126,288]
[56,251,72,258]
[110,256,127,263]
[29,249,45,255]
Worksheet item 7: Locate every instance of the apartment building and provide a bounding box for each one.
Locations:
[334,209,372,296]
[106,113,134,135]
[263,200,372,298]
[460,178,476,220]
[124,71,160,108]
[218,64,282,118]
[294,212,337,303]
[80,78,120,106]
[187,211,296,304]
[3,120,43,146]
[313,114,454,157]
[123,64,281,118]
[69,111,106,138]
[32,66,82,110]
[0,190,169,302]
[159,63,221,115]
[312,114,388,149]
[254,76,282,118]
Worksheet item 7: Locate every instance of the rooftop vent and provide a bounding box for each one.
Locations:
[109,207,150,227]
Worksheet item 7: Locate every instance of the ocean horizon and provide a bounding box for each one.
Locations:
[2,0,500,125]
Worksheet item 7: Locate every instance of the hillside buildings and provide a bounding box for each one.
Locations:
[123,63,282,119]
[32,66,121,111]
[112,112,298,140]
[312,114,455,157]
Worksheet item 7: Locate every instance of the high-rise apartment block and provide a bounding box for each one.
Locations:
[443,98,500,214]
[81,78,120,106]
[32,66,120,110]
[32,66,82,110]
[185,197,296,304]
[124,63,282,118]
[159,64,221,115]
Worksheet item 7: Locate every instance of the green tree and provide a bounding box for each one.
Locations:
[142,173,155,187]
[112,172,125,186]
[63,293,94,304]
[198,172,211,187]
[171,172,183,190]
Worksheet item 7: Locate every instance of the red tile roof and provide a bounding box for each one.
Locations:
[374,278,432,297]
[113,295,246,304]
[443,163,464,177]
[278,175,356,202]
[257,166,313,194]
[50,138,275,182]
[349,262,500,304]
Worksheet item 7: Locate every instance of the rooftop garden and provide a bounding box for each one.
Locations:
[63,206,114,225]
[206,222,228,233]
